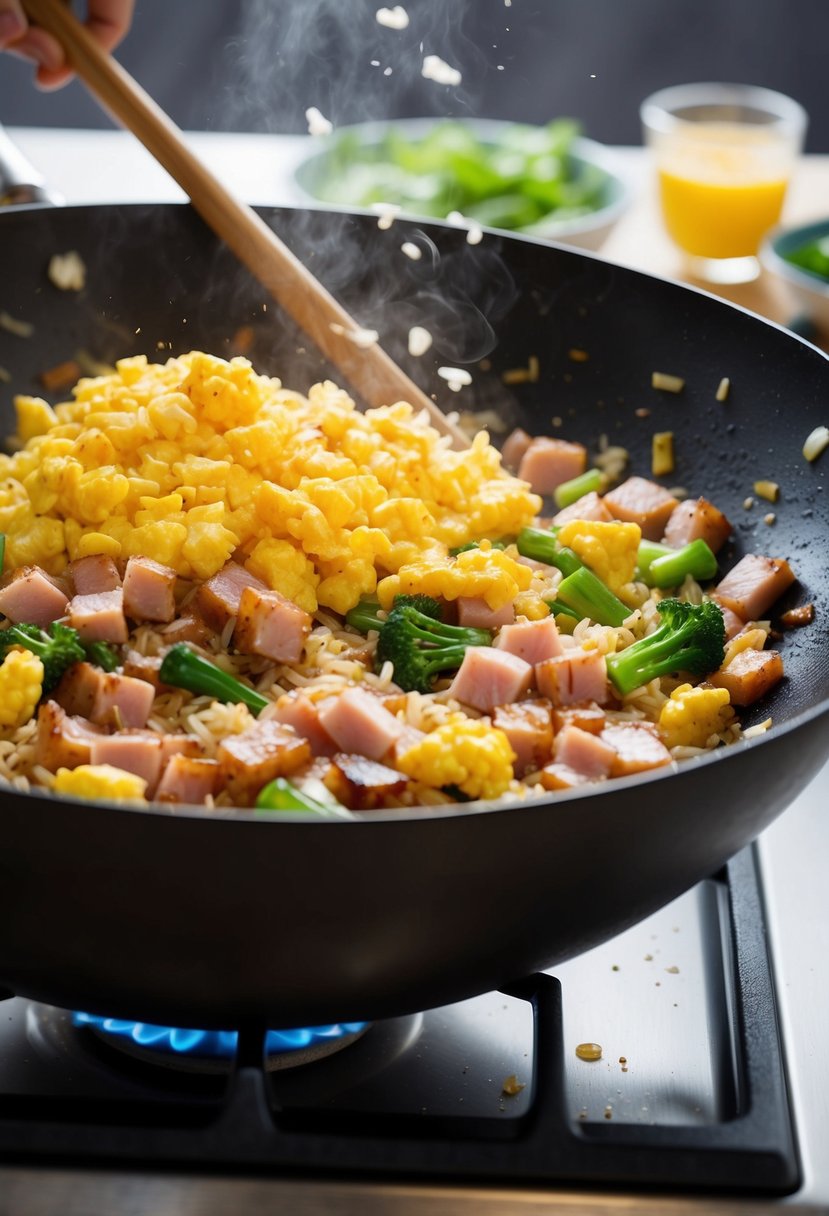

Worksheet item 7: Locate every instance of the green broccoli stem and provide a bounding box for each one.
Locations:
[556,566,631,627]
[646,539,718,589]
[159,643,269,715]
[345,598,383,634]
[84,640,119,673]
[605,599,726,696]
[255,777,334,815]
[553,468,606,509]
[516,527,582,575]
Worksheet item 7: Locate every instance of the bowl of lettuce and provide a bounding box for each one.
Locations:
[760,218,829,335]
[293,118,630,251]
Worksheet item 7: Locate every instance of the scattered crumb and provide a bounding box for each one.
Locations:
[716,376,730,402]
[651,371,685,393]
[502,355,539,385]
[48,250,86,292]
[644,953,653,962]
[375,4,409,29]
[422,54,462,86]
[651,431,674,477]
[40,359,82,393]
[0,365,10,383]
[401,241,422,260]
[635,407,651,418]
[604,1105,613,1120]
[611,964,620,972]
[568,348,589,363]
[305,106,333,137]
[743,496,754,510]
[0,310,34,338]
[502,1074,526,1096]
[665,965,680,974]
[575,1042,603,1062]
[408,326,432,357]
[753,480,779,502]
[803,425,829,462]
[779,603,815,628]
[763,512,777,525]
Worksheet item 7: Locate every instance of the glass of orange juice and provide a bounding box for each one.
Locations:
[641,83,807,284]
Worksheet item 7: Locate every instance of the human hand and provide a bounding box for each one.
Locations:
[0,0,133,88]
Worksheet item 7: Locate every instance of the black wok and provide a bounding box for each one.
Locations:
[0,200,827,1030]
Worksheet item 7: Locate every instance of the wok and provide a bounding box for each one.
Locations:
[0,198,827,1030]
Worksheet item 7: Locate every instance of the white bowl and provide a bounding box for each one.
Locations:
[760,218,829,334]
[292,117,631,252]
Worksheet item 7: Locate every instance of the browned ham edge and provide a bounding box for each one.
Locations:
[0,566,69,628]
[122,556,177,623]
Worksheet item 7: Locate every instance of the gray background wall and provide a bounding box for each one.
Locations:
[1,0,827,151]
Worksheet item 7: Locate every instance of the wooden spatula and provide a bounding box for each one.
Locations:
[21,0,471,450]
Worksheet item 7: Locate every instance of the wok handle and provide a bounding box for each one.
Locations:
[20,0,471,450]
[0,123,62,207]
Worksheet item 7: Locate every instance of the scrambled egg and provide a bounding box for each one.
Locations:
[377,541,533,611]
[2,353,540,615]
[658,682,735,749]
[52,764,148,801]
[556,519,641,595]
[396,715,516,800]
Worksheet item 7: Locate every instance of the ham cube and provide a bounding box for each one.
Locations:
[70,555,121,596]
[156,755,220,804]
[552,491,613,526]
[89,671,156,729]
[492,699,554,776]
[709,647,784,706]
[495,616,563,665]
[603,477,679,541]
[448,647,534,712]
[0,565,68,628]
[122,650,165,691]
[54,661,106,719]
[318,688,405,761]
[501,427,534,471]
[89,734,164,793]
[272,690,338,757]
[714,554,795,622]
[662,497,732,554]
[552,702,608,735]
[518,437,587,496]
[600,722,672,776]
[538,762,592,792]
[122,556,177,623]
[35,701,105,771]
[68,588,128,644]
[456,597,515,630]
[233,585,312,664]
[159,734,205,764]
[536,648,609,706]
[160,613,214,647]
[709,596,745,641]
[196,562,267,632]
[553,724,616,778]
[323,753,408,810]
[218,720,311,804]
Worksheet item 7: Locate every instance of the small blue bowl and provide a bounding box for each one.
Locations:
[760,217,829,334]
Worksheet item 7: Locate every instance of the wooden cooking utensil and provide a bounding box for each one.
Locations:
[20,0,471,449]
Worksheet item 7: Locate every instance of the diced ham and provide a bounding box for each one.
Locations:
[501,427,534,471]
[552,702,608,735]
[448,647,534,712]
[160,613,214,647]
[159,734,205,764]
[600,722,672,776]
[323,753,408,810]
[68,588,128,644]
[518,437,587,496]
[709,595,745,641]
[69,555,121,596]
[0,565,68,628]
[35,700,105,771]
[156,755,220,804]
[318,688,405,761]
[196,562,267,632]
[122,556,177,623]
[553,724,616,778]
[233,585,312,664]
[709,648,784,706]
[662,497,732,554]
[89,734,164,793]
[492,699,554,776]
[54,662,156,729]
[538,761,591,791]
[714,554,796,622]
[456,597,515,630]
[778,603,814,629]
[536,648,609,706]
[217,719,311,804]
[603,477,679,541]
[552,491,613,526]
[122,650,165,691]
[496,616,563,665]
[272,690,338,757]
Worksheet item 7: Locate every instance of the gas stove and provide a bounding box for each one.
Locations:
[0,761,826,1215]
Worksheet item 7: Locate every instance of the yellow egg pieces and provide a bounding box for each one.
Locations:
[658,682,736,749]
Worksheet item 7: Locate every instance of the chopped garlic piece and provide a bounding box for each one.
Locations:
[754,480,779,502]
[568,347,589,363]
[422,54,462,86]
[408,326,432,357]
[376,5,409,28]
[652,431,674,477]
[502,1074,526,1096]
[48,250,86,292]
[803,425,829,462]
[401,241,422,260]
[715,376,730,402]
[651,371,685,393]
[438,366,472,391]
[305,106,333,137]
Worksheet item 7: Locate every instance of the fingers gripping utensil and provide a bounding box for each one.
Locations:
[20,0,470,450]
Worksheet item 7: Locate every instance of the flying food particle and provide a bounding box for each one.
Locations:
[716,377,731,402]
[401,241,422,260]
[48,250,86,292]
[376,5,409,28]
[651,370,685,393]
[371,201,401,230]
[502,1074,525,1096]
[575,1042,602,1062]
[329,323,379,348]
[305,107,333,137]
[438,366,472,392]
[803,425,829,462]
[408,326,432,357]
[422,54,462,86]
[665,965,680,974]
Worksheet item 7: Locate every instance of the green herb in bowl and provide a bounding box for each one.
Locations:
[783,233,829,282]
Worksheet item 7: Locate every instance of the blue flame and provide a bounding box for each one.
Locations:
[73,1011,367,1059]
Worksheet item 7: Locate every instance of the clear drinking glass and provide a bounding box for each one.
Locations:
[640,83,808,284]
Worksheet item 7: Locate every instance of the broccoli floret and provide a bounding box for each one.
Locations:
[606,598,726,696]
[84,640,120,673]
[376,603,492,693]
[0,621,86,691]
[345,594,442,635]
